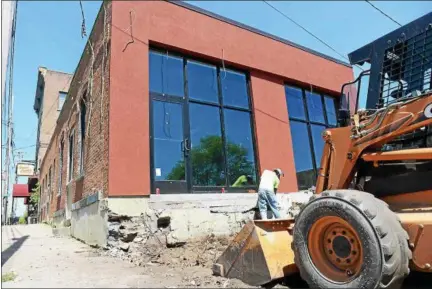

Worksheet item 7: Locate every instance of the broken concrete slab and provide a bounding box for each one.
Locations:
[121,232,137,243]
[120,243,130,252]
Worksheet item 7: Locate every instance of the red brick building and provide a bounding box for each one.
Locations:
[38,1,353,245]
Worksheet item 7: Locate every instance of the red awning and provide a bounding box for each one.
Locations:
[12,184,30,197]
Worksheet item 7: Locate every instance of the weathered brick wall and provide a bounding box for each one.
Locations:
[39,1,112,221]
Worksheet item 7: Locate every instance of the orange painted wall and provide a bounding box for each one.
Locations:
[109,1,354,196]
[250,71,298,192]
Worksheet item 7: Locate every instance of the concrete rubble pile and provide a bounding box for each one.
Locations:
[104,209,167,266]
[103,189,314,269]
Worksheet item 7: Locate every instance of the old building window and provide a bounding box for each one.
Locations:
[285,85,338,190]
[48,166,52,192]
[58,92,67,111]
[79,98,87,175]
[58,139,64,195]
[149,49,257,193]
[68,130,74,182]
[52,160,55,199]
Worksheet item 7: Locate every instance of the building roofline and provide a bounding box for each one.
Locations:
[43,68,73,76]
[169,1,351,68]
[33,67,73,113]
[39,1,107,173]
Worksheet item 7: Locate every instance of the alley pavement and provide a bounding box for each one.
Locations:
[0,224,252,288]
[1,224,155,288]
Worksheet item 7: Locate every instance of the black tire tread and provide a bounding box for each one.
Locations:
[294,189,411,289]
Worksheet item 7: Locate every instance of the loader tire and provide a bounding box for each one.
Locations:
[293,190,411,289]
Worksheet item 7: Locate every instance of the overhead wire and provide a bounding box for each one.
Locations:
[262,0,365,71]
[13,144,37,151]
[364,2,430,69]
[364,0,402,27]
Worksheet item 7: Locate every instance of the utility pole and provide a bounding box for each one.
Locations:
[3,94,14,225]
[10,151,24,221]
[2,0,18,226]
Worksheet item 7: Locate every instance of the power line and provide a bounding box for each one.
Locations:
[365,1,402,27]
[13,144,37,151]
[262,0,364,71]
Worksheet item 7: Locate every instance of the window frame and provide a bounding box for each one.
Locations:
[67,129,75,183]
[48,165,52,193]
[285,84,339,190]
[149,47,259,192]
[58,91,67,111]
[79,97,87,177]
[58,138,64,196]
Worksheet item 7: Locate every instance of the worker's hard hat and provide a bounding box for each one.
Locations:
[274,168,284,177]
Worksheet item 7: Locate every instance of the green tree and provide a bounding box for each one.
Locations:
[18,216,26,224]
[29,182,40,205]
[167,135,255,186]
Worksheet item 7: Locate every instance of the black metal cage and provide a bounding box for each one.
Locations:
[379,26,432,108]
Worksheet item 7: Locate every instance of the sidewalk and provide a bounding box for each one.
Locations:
[1,224,253,288]
[2,224,153,288]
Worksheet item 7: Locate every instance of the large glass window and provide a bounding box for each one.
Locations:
[224,109,257,186]
[187,61,218,103]
[149,49,257,192]
[285,86,306,120]
[290,121,315,190]
[149,51,184,97]
[285,86,338,190]
[189,103,225,186]
[306,91,325,124]
[324,96,337,126]
[221,70,249,109]
[152,101,185,181]
[310,124,327,168]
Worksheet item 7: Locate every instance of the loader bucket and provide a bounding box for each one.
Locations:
[212,219,297,286]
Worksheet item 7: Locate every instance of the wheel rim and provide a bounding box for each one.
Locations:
[308,216,363,283]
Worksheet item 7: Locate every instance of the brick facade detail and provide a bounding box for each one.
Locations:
[39,2,112,221]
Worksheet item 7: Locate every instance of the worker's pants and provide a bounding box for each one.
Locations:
[257,188,281,220]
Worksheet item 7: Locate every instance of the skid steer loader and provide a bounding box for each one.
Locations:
[213,12,432,289]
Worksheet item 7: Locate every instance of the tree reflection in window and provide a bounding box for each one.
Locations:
[150,49,258,191]
[167,135,255,187]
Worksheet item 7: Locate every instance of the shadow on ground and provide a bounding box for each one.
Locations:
[1,235,29,267]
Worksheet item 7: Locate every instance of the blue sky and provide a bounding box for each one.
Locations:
[3,1,431,212]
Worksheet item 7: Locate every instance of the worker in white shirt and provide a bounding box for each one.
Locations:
[257,168,284,220]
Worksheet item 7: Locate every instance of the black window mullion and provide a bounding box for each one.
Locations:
[189,99,221,108]
[150,46,258,193]
[310,120,327,126]
[245,73,260,184]
[289,117,308,124]
[183,56,192,194]
[217,66,230,189]
[223,104,251,112]
[321,94,329,126]
[301,88,318,178]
